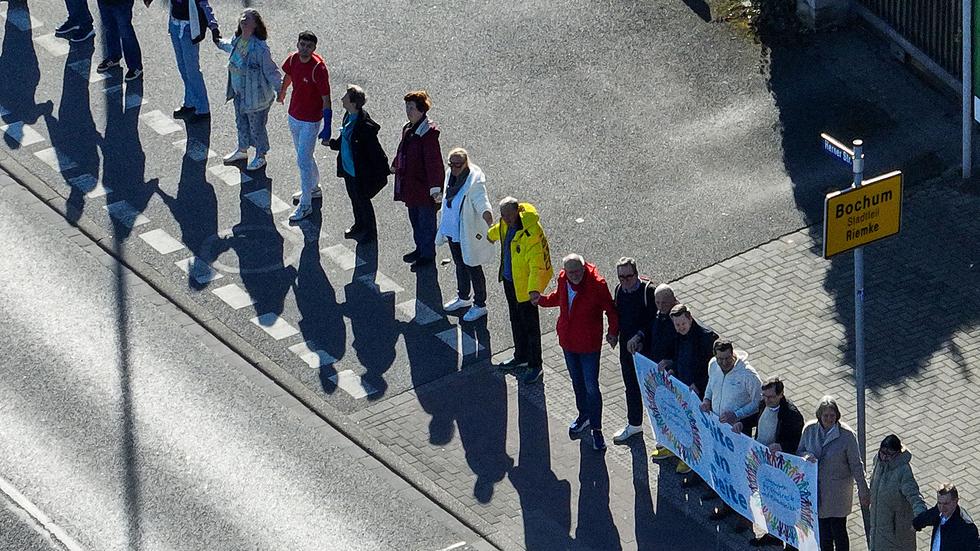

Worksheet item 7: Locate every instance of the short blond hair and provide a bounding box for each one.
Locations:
[448,147,469,163]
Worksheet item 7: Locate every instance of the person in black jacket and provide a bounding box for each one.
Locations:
[327,85,389,242]
[733,377,806,546]
[914,483,979,551]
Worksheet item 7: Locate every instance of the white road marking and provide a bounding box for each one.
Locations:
[435,543,467,551]
[244,189,289,213]
[250,312,299,340]
[211,284,256,309]
[139,228,186,255]
[208,164,252,186]
[103,201,149,228]
[140,110,182,135]
[321,244,364,270]
[326,370,378,399]
[34,147,78,172]
[395,299,442,325]
[435,326,484,356]
[172,138,216,162]
[67,59,109,84]
[67,174,111,198]
[0,121,46,147]
[0,475,86,551]
[174,257,224,285]
[358,272,404,294]
[0,6,44,31]
[287,341,338,368]
[33,33,70,57]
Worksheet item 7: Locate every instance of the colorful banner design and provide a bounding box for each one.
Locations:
[635,353,819,550]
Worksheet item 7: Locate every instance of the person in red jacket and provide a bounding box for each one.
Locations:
[391,90,444,269]
[533,253,619,450]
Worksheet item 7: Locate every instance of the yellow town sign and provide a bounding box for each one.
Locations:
[823,171,903,259]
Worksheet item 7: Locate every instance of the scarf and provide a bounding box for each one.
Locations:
[446,168,469,208]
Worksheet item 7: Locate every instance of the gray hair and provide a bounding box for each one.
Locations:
[815,395,841,423]
[562,253,585,267]
[499,196,519,210]
[654,283,675,299]
[617,256,637,274]
[345,84,366,108]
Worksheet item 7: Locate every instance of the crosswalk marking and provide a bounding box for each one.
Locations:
[250,312,299,340]
[435,326,485,356]
[358,272,404,294]
[1,121,46,147]
[208,164,252,186]
[321,244,365,270]
[244,189,290,213]
[0,6,43,31]
[287,341,337,368]
[139,228,186,255]
[395,299,442,325]
[140,110,182,135]
[326,370,378,399]
[33,33,69,57]
[174,257,223,285]
[172,138,216,162]
[67,174,111,198]
[103,201,149,228]
[211,284,256,309]
[34,147,77,173]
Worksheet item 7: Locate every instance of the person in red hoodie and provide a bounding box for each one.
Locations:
[532,253,619,450]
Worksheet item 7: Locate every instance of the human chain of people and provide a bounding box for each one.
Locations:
[9,1,980,550]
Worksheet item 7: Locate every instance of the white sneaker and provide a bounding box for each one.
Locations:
[245,156,266,171]
[443,297,472,312]
[462,305,487,322]
[223,149,248,164]
[612,424,643,444]
[292,187,322,201]
[289,204,312,221]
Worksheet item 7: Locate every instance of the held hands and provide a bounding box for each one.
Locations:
[767,443,782,453]
[276,90,287,104]
[719,411,737,425]
[731,421,743,434]
[699,399,712,413]
[626,335,643,354]
[605,333,617,348]
[528,291,541,305]
[211,26,222,45]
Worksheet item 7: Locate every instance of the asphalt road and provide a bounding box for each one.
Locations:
[0,182,485,550]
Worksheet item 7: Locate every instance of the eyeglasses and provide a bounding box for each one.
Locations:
[618,272,637,280]
[447,161,465,168]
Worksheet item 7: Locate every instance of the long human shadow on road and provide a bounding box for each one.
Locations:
[0,0,52,144]
[575,442,622,550]
[340,240,396,398]
[758,4,976,389]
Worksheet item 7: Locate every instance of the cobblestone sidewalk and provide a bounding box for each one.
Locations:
[351,179,980,551]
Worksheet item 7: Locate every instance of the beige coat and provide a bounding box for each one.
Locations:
[798,421,870,518]
[869,450,927,551]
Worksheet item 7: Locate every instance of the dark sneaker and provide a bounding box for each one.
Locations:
[54,21,79,37]
[96,59,120,73]
[173,106,195,118]
[568,417,590,437]
[124,68,143,81]
[69,27,95,42]
[592,430,606,451]
[522,367,543,384]
[497,356,528,371]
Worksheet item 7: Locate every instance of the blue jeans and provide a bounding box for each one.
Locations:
[168,21,209,113]
[564,350,602,430]
[98,2,141,70]
[65,0,93,27]
[234,97,270,156]
[407,204,437,260]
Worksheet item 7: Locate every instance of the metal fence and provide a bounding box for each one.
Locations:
[857,0,962,79]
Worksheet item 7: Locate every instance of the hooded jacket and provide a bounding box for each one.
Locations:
[435,163,494,267]
[487,203,554,302]
[537,262,619,353]
[327,109,390,198]
[869,449,927,551]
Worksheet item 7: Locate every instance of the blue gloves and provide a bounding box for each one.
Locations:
[318,108,333,140]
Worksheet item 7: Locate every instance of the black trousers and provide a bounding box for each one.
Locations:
[448,239,487,307]
[618,344,644,426]
[818,517,848,551]
[503,278,541,368]
[343,174,376,236]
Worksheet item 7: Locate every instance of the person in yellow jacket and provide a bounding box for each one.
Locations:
[487,197,554,383]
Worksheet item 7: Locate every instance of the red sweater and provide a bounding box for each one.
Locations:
[538,263,619,353]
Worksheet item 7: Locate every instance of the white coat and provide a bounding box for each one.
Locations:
[435,163,494,267]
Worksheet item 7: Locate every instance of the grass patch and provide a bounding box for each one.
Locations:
[711,0,806,42]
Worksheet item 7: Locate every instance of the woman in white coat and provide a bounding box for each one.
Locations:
[436,148,494,322]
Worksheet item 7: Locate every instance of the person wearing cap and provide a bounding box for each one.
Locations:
[699,339,762,518]
[868,434,928,551]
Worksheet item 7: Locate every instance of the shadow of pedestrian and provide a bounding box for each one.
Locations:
[627,438,657,549]
[575,441,622,550]
[508,387,573,550]
[0,0,52,142]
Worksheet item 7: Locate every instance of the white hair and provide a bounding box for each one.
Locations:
[562,253,585,267]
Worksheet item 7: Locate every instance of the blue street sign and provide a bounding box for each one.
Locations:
[821,133,854,167]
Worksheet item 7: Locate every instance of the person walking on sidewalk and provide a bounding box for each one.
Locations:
[733,376,805,547]
[798,396,871,551]
[611,257,657,444]
[391,90,443,270]
[868,434,928,551]
[217,9,281,172]
[55,0,95,42]
[657,303,717,478]
[94,0,144,81]
[488,197,553,383]
[277,31,331,222]
[913,483,979,551]
[699,340,762,518]
[146,0,221,123]
[435,148,493,322]
[326,85,388,242]
[534,254,619,451]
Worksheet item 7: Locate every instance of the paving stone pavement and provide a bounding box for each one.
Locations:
[351,179,980,551]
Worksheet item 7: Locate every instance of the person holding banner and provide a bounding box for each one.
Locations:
[798,396,870,551]
[639,284,681,461]
[533,253,619,451]
[658,303,717,476]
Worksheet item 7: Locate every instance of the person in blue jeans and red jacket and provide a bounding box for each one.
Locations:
[95,0,145,81]
[145,0,221,123]
[533,253,619,451]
